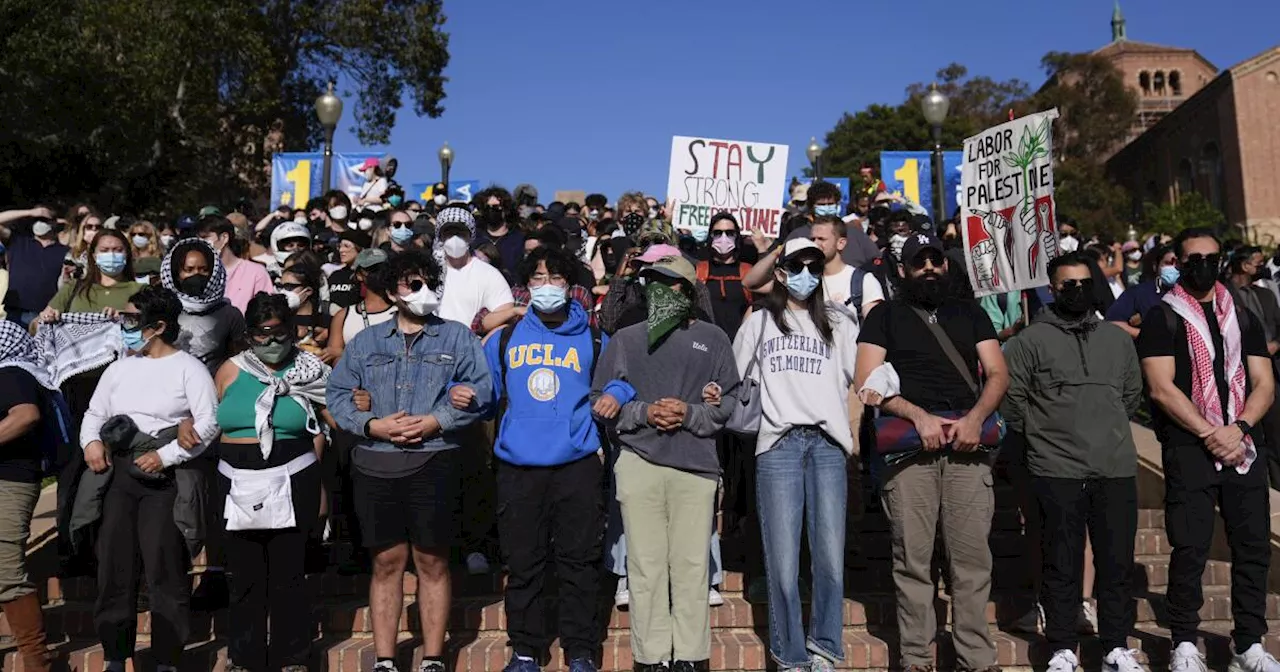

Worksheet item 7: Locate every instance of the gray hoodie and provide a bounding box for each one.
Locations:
[1001,309,1143,479]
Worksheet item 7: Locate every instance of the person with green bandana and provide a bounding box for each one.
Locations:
[590,252,740,672]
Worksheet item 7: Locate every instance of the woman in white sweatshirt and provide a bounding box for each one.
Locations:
[80,286,220,672]
[732,238,859,672]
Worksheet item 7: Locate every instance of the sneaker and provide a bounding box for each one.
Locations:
[614,577,629,608]
[419,661,447,672]
[1047,649,1078,672]
[1172,642,1208,672]
[811,653,836,672]
[568,658,597,672]
[373,662,399,672]
[1078,600,1098,635]
[708,588,724,607]
[502,656,540,672]
[466,552,491,575]
[1104,648,1143,672]
[1229,643,1280,672]
[224,664,250,672]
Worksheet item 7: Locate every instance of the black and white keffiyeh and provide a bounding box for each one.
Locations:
[432,205,477,296]
[229,349,331,459]
[161,239,228,315]
[33,313,123,387]
[0,321,56,390]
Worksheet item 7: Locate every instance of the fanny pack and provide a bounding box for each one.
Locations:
[873,306,1004,462]
[218,451,316,532]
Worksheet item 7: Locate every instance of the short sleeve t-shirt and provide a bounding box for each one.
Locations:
[704,260,751,341]
[327,267,361,311]
[49,281,144,314]
[858,299,998,412]
[5,235,69,313]
[438,259,515,328]
[822,266,856,307]
[0,368,46,483]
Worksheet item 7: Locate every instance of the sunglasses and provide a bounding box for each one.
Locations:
[1184,253,1221,267]
[784,259,824,275]
[711,230,737,239]
[118,312,143,331]
[390,220,413,229]
[130,230,149,238]
[83,224,102,232]
[398,278,426,293]
[909,251,946,270]
[1058,278,1094,291]
[248,324,292,343]
[276,282,303,292]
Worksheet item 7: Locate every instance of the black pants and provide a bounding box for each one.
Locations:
[1035,476,1136,652]
[95,458,190,664]
[220,440,322,670]
[56,370,103,569]
[497,455,604,661]
[1164,449,1271,648]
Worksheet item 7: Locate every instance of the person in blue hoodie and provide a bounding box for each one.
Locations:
[473,246,631,672]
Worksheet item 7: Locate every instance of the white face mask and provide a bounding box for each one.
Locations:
[329,206,348,221]
[442,236,470,259]
[433,194,448,206]
[1059,235,1080,253]
[293,216,308,225]
[274,249,294,264]
[132,235,150,248]
[889,233,909,260]
[399,285,440,317]
[354,218,374,232]
[32,221,52,237]
[160,234,175,248]
[1127,251,1142,262]
[83,229,97,244]
[282,289,302,310]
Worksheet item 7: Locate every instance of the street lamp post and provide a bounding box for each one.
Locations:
[438,142,454,195]
[806,137,824,182]
[921,83,951,227]
[314,82,344,196]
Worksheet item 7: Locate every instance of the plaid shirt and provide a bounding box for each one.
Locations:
[470,284,597,333]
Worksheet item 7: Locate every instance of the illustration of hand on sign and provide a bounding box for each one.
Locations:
[1036,196,1058,269]
[1002,117,1052,278]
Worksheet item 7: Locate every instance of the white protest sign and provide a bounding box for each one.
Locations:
[960,109,1061,299]
[666,136,789,237]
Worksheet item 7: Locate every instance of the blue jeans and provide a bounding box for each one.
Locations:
[757,427,847,667]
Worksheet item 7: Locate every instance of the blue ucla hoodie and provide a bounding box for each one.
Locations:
[484,301,630,467]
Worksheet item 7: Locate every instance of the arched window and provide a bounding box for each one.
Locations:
[1170,71,1182,96]
[1176,159,1195,200]
[1154,71,1166,95]
[1139,71,1151,95]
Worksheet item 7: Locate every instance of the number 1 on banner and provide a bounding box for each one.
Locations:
[284,160,312,207]
[893,159,920,204]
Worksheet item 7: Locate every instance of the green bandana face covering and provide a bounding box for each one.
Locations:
[645,281,692,350]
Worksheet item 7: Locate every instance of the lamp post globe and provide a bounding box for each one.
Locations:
[920,83,951,226]
[806,137,824,181]
[438,142,454,191]
[314,82,344,195]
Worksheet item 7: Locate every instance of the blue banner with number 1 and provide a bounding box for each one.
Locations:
[271,152,383,209]
[880,151,963,220]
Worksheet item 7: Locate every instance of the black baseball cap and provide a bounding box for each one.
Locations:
[900,232,945,264]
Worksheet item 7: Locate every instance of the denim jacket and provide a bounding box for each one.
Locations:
[327,315,492,453]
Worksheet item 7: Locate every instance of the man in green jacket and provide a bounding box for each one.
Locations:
[1001,252,1144,672]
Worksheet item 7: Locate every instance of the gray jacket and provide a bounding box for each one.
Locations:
[1001,310,1143,479]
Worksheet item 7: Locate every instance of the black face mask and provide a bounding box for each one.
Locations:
[621,212,645,237]
[480,209,504,230]
[179,274,210,296]
[1180,258,1219,293]
[1053,284,1093,318]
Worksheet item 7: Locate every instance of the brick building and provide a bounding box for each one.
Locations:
[1100,3,1280,241]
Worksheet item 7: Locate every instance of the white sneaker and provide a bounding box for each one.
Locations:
[1172,642,1208,672]
[1104,647,1143,672]
[1047,649,1078,672]
[614,577,629,608]
[1078,600,1098,635]
[466,552,491,576]
[708,588,724,607]
[1229,643,1280,672]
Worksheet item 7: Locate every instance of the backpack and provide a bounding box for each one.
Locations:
[846,267,867,320]
[37,387,73,476]
[696,260,753,304]
[497,318,604,394]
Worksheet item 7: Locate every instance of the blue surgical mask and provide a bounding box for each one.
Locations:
[786,269,820,300]
[389,226,415,245]
[121,326,147,353]
[813,204,841,217]
[530,284,568,313]
[1159,265,1180,288]
[95,251,127,277]
[388,195,404,208]
[691,225,710,244]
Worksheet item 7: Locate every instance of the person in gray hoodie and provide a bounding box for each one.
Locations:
[1000,252,1144,672]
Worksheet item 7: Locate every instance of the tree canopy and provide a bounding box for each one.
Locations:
[0,0,450,214]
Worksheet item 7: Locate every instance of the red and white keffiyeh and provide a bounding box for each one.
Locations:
[1163,282,1255,473]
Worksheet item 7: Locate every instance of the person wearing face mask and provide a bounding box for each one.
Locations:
[0,206,68,329]
[266,221,313,280]
[732,238,859,672]
[474,187,526,278]
[697,213,755,341]
[326,229,372,314]
[322,190,354,236]
[744,215,854,307]
[354,158,389,208]
[582,193,608,237]
[161,239,246,374]
[1136,228,1280,672]
[62,212,106,286]
[383,208,420,254]
[777,181,879,269]
[1121,241,1143,287]
[214,293,329,672]
[1058,222,1081,254]
[80,286,220,672]
[1107,246,1180,339]
[326,249,492,672]
[277,263,329,357]
[41,229,142,323]
[464,246,610,672]
[434,206,515,335]
[1000,253,1145,672]
[854,232,1010,672]
[196,216,274,315]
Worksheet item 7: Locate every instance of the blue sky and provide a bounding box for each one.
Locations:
[334,0,1280,203]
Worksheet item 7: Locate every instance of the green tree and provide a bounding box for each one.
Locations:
[1031,52,1138,163]
[1143,192,1227,235]
[0,0,450,213]
[1054,159,1132,240]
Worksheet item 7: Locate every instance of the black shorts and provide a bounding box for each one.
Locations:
[353,449,463,550]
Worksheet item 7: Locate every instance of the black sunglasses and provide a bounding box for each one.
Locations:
[1058,278,1095,291]
[909,251,946,270]
[390,220,413,229]
[711,230,737,239]
[118,312,143,331]
[248,324,292,343]
[399,278,426,293]
[276,282,303,292]
[784,259,824,275]
[1184,253,1221,267]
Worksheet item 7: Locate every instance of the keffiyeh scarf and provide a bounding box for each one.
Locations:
[432,206,478,298]
[0,321,56,390]
[33,313,123,387]
[230,350,331,460]
[1163,282,1256,474]
[161,239,228,315]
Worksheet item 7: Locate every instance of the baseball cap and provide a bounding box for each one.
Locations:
[359,157,380,172]
[198,205,223,218]
[636,243,682,264]
[177,214,197,231]
[780,238,823,263]
[791,183,810,204]
[900,232,945,263]
[353,248,388,270]
[641,253,698,286]
[339,229,372,249]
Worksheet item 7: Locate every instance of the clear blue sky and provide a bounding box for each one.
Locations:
[335,0,1280,203]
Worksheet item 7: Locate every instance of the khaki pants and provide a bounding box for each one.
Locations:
[615,451,716,664]
[0,481,40,603]
[881,454,995,669]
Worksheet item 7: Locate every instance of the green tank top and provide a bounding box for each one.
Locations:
[217,366,311,440]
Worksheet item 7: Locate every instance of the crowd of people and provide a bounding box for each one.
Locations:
[0,160,1276,672]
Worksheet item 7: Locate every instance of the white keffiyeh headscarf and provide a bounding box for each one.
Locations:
[0,321,56,390]
[161,238,228,315]
[229,349,330,459]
